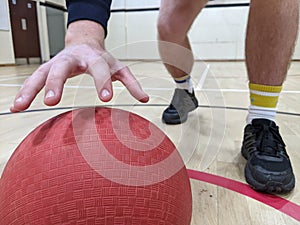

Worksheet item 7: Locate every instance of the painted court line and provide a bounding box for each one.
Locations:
[1,83,300,94]
[188,169,300,222]
[197,63,210,90]
[0,75,29,82]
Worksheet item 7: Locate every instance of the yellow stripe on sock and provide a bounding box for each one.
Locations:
[250,93,279,108]
[249,83,282,93]
[174,75,190,82]
[249,83,282,108]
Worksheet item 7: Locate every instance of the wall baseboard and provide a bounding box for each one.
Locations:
[0,63,16,67]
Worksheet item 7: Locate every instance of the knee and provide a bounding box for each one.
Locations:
[157,16,186,42]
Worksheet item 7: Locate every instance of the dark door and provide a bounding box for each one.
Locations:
[8,0,41,62]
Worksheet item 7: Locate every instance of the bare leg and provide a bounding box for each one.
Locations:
[246,0,299,85]
[158,0,209,124]
[242,0,299,194]
[157,0,208,78]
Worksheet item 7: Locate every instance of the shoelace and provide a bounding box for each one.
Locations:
[253,123,286,157]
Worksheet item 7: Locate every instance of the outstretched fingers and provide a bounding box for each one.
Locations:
[10,55,86,112]
[10,46,148,113]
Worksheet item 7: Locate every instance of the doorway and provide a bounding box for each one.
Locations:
[8,0,41,64]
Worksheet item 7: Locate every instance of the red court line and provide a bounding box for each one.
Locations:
[187,169,300,222]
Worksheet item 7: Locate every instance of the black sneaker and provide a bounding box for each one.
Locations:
[241,119,295,194]
[162,88,198,124]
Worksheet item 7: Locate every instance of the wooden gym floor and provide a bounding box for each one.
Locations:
[0,61,299,225]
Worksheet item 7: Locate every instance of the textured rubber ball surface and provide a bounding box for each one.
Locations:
[0,107,192,225]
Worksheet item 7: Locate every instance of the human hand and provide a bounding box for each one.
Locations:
[10,21,149,112]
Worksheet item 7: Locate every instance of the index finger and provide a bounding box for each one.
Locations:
[10,63,51,112]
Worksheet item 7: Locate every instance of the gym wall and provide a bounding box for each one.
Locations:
[106,0,300,60]
[1,0,300,65]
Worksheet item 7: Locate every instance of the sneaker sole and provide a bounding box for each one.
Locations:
[244,162,295,194]
[162,105,199,125]
[162,114,188,125]
[242,147,295,194]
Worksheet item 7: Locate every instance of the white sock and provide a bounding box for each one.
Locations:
[174,75,193,93]
[246,105,277,124]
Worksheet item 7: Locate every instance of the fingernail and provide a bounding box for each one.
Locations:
[140,96,149,103]
[45,90,55,98]
[16,96,23,103]
[101,89,110,98]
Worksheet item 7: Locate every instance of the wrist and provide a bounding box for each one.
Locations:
[65,20,105,49]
